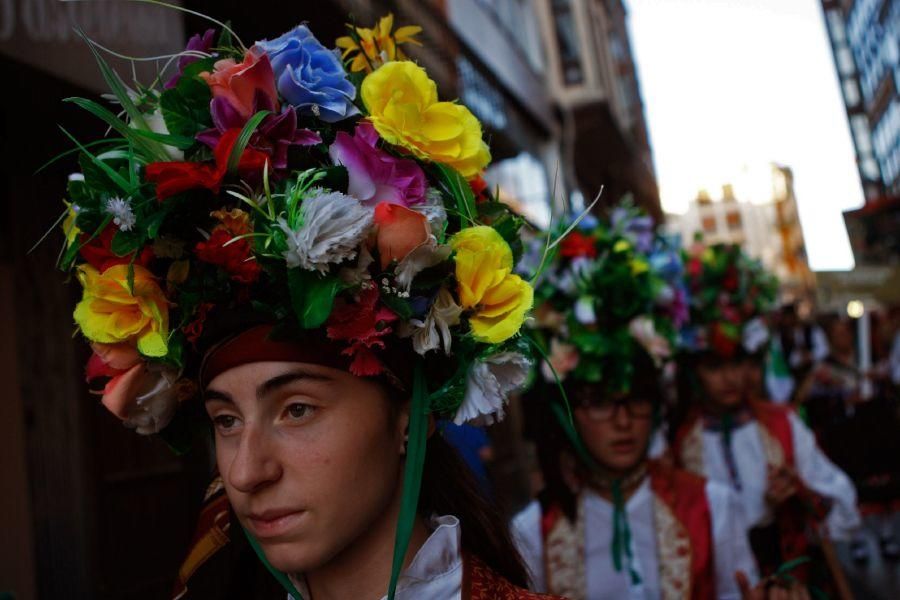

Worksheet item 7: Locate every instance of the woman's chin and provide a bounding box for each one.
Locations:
[259,540,325,574]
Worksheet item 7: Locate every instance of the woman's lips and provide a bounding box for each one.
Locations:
[610,439,637,453]
[246,509,306,538]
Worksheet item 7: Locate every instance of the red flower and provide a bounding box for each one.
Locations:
[559,231,597,259]
[79,225,154,273]
[145,128,270,201]
[182,302,215,344]
[722,265,739,292]
[709,322,738,358]
[326,287,398,376]
[469,175,489,203]
[195,228,260,284]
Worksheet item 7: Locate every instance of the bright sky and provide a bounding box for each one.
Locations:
[627,0,864,271]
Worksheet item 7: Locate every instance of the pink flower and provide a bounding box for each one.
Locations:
[373,202,430,269]
[200,49,279,119]
[329,122,426,207]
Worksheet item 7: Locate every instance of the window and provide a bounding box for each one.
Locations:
[843,79,861,106]
[551,0,583,85]
[702,216,717,233]
[726,211,743,231]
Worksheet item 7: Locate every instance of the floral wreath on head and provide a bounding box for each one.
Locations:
[49,12,533,598]
[523,202,687,396]
[678,240,778,358]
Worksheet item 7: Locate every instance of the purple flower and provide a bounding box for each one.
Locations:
[165,29,215,89]
[329,122,427,207]
[612,207,655,253]
[197,94,321,170]
[255,26,358,122]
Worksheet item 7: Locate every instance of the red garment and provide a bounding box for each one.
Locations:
[463,553,565,600]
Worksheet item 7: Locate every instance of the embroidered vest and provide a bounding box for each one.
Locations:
[540,460,715,599]
[672,400,813,578]
[464,553,565,600]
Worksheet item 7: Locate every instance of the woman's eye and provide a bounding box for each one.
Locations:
[212,414,239,431]
[286,403,314,420]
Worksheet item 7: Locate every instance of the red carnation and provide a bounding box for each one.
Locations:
[145,128,270,201]
[79,225,154,273]
[469,175,489,203]
[195,228,261,284]
[326,287,398,377]
[559,231,598,259]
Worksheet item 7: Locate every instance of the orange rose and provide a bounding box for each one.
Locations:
[200,49,279,119]
[373,202,430,269]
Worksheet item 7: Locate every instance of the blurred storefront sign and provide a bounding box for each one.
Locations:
[0,0,184,92]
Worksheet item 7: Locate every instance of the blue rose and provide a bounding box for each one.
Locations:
[256,25,358,123]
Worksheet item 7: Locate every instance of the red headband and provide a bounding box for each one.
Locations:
[199,325,349,388]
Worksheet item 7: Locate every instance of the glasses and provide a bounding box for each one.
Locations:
[579,398,654,422]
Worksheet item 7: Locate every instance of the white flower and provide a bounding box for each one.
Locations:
[403,287,462,355]
[453,352,532,426]
[742,317,770,354]
[628,315,671,365]
[540,338,580,382]
[278,191,373,273]
[413,188,448,237]
[105,197,136,232]
[574,296,596,325]
[395,235,451,292]
[141,108,184,160]
[123,365,182,435]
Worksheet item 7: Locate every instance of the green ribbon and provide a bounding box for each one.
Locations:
[610,479,641,585]
[387,361,431,599]
[722,411,734,448]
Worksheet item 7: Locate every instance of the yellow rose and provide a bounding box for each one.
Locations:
[451,226,533,343]
[74,264,169,357]
[361,61,491,178]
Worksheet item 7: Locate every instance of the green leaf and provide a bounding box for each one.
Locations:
[380,293,413,321]
[286,268,344,329]
[61,127,135,195]
[160,77,213,139]
[433,163,476,225]
[227,110,271,174]
[64,97,168,162]
[111,229,143,256]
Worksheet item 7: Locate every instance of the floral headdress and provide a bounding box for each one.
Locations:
[51,13,532,598]
[524,204,687,395]
[678,241,778,358]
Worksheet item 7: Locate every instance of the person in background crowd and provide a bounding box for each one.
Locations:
[671,243,860,590]
[765,303,829,404]
[797,314,900,564]
[513,214,779,599]
[439,421,495,495]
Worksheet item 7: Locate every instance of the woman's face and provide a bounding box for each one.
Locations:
[573,395,654,475]
[697,357,744,409]
[204,361,407,573]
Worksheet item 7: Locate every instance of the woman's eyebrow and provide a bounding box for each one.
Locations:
[257,370,332,399]
[203,389,233,404]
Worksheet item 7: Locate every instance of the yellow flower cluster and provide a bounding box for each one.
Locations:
[336,13,422,73]
[451,226,533,344]
[361,61,491,179]
[74,264,169,357]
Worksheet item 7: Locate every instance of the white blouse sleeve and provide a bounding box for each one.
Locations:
[510,500,547,592]
[789,412,861,541]
[707,480,759,599]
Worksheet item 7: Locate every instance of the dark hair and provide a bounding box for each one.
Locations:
[419,433,530,587]
[525,348,663,523]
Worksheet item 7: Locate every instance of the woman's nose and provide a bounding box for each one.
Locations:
[227,425,283,494]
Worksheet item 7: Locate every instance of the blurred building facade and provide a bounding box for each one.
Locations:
[666,164,815,301]
[821,0,899,199]
[1,1,658,597]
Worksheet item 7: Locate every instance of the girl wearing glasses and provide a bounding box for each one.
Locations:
[512,211,759,599]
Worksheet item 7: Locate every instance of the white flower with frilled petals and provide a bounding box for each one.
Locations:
[278,191,373,273]
[412,188,448,237]
[628,315,671,365]
[105,197,136,232]
[453,352,532,426]
[574,296,596,325]
[742,317,770,354]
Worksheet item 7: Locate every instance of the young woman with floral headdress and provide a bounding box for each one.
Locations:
[53,12,559,600]
[511,209,762,599]
[670,242,859,590]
